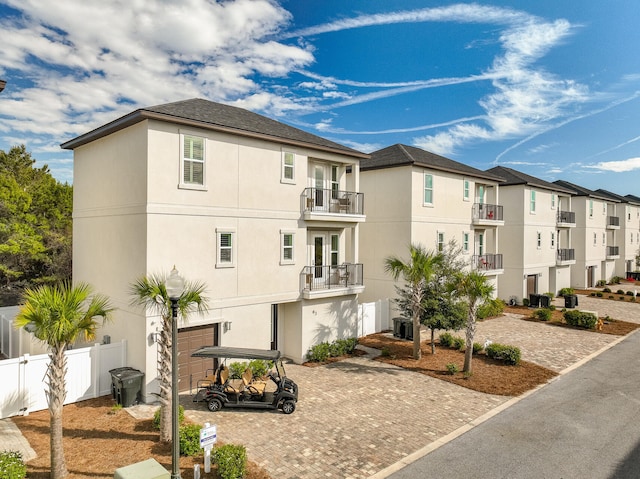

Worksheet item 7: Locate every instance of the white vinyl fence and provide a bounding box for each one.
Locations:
[0,340,127,419]
[357,299,391,337]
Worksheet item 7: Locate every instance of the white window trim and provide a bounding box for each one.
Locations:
[550,232,555,249]
[589,200,594,218]
[330,233,340,266]
[602,232,606,245]
[463,179,470,202]
[593,232,597,246]
[551,193,556,210]
[280,230,295,265]
[530,190,536,214]
[437,231,445,252]
[281,150,296,184]
[179,131,207,191]
[536,231,542,249]
[216,228,236,268]
[424,173,434,206]
[462,231,470,253]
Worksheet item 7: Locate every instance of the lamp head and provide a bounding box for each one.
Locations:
[166,266,185,301]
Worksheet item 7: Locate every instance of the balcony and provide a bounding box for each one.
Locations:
[556,248,576,266]
[556,210,576,227]
[301,263,365,299]
[606,216,620,229]
[606,246,620,259]
[472,203,504,227]
[472,254,504,274]
[302,188,365,223]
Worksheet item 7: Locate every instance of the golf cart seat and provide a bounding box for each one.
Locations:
[219,365,243,394]
[242,368,266,396]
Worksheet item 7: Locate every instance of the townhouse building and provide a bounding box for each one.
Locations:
[554,180,619,287]
[62,98,367,398]
[486,167,576,302]
[594,189,640,276]
[358,144,505,305]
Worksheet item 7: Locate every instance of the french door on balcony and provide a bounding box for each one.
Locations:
[310,232,339,283]
[313,234,326,280]
[313,164,325,208]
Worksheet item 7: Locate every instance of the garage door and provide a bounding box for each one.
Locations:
[177,323,218,393]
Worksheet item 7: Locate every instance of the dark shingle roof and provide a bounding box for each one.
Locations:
[61,98,367,158]
[486,166,576,194]
[553,180,612,201]
[361,144,504,182]
[625,194,640,204]
[595,189,627,203]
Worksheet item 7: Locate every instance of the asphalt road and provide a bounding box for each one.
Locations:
[389,330,640,479]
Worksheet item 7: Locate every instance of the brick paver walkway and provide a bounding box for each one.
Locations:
[3,295,639,478]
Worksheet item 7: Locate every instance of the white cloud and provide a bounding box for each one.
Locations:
[585,157,640,173]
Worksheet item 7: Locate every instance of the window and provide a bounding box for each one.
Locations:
[281,151,295,183]
[593,233,597,245]
[550,232,555,248]
[280,231,294,264]
[463,179,470,201]
[602,233,605,245]
[181,134,205,187]
[589,200,593,218]
[330,234,339,266]
[463,232,469,253]
[437,232,444,251]
[424,174,433,205]
[536,231,542,249]
[551,194,556,209]
[530,190,536,213]
[216,229,235,267]
[602,202,606,215]
[627,206,631,221]
[331,165,339,199]
[478,233,484,255]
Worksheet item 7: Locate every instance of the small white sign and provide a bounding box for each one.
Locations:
[200,424,217,448]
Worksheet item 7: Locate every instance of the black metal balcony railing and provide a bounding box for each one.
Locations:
[607,246,620,256]
[557,210,576,224]
[472,254,503,271]
[557,248,575,262]
[301,263,364,291]
[472,203,503,221]
[303,188,364,215]
[607,216,620,227]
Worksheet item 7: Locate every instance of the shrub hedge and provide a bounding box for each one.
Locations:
[214,444,247,479]
[306,338,358,362]
[485,343,521,365]
[0,451,26,479]
[179,424,202,456]
[563,310,598,329]
[533,308,552,321]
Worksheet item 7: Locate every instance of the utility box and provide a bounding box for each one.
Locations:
[114,459,169,479]
[109,367,144,407]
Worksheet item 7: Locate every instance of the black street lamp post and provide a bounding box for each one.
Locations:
[166,267,185,479]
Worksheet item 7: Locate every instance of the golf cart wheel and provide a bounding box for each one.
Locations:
[281,400,296,414]
[207,398,222,412]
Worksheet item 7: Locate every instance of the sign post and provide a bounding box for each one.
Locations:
[200,423,217,473]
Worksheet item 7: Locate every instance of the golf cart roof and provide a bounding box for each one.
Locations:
[191,346,281,361]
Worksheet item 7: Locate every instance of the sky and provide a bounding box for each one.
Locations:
[1,0,639,197]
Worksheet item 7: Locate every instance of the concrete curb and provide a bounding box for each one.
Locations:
[369,327,639,479]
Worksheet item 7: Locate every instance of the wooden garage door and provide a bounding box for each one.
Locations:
[177,324,218,393]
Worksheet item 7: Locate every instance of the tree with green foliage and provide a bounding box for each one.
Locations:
[14,282,114,479]
[129,271,208,442]
[385,244,441,360]
[456,270,495,374]
[0,145,72,305]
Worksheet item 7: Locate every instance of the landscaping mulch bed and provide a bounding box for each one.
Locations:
[358,333,557,396]
[13,396,271,479]
[302,348,367,367]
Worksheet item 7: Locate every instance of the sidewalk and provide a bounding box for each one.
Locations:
[2,295,639,478]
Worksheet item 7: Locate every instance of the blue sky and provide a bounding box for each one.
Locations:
[1,1,639,196]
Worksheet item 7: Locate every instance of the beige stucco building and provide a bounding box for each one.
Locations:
[487,167,576,303]
[62,98,367,399]
[358,144,505,305]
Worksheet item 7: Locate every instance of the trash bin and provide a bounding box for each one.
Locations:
[529,294,541,308]
[392,317,413,340]
[564,294,578,308]
[109,367,144,407]
[539,295,550,308]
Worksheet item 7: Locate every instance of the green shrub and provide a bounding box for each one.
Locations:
[229,361,248,379]
[248,359,270,378]
[153,405,184,430]
[477,298,505,319]
[0,451,26,479]
[549,305,556,311]
[619,296,625,300]
[596,292,603,297]
[179,424,202,456]
[533,308,552,321]
[380,346,391,357]
[452,336,466,351]
[590,292,596,297]
[445,363,459,375]
[626,291,635,296]
[616,289,625,295]
[472,342,483,354]
[596,279,606,287]
[609,295,614,299]
[306,342,331,362]
[438,332,454,347]
[611,276,622,284]
[603,287,611,293]
[559,287,574,297]
[485,343,521,365]
[214,444,247,479]
[523,298,530,307]
[563,310,598,329]
[330,338,358,356]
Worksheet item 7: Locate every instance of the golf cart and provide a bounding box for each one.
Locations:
[191,346,298,414]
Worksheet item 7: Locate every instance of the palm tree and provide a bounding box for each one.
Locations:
[457,270,495,374]
[14,282,114,479]
[129,270,208,442]
[385,244,440,360]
